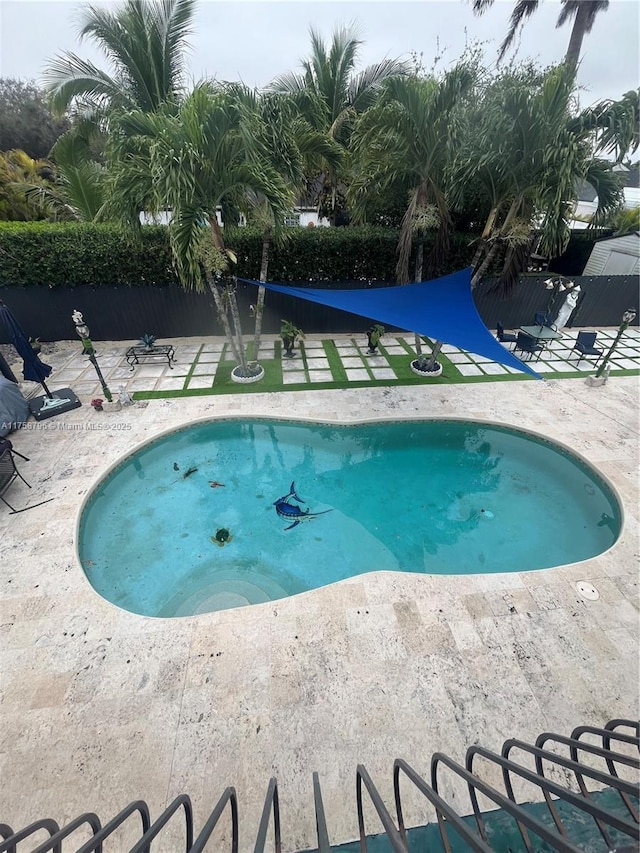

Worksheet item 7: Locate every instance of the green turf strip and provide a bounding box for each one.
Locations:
[132,356,638,401]
[131,336,638,401]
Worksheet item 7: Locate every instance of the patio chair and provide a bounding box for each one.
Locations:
[534,312,557,330]
[571,331,603,365]
[514,331,544,361]
[0,449,53,514]
[496,321,517,348]
[0,436,29,461]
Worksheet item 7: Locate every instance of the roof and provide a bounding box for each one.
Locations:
[592,231,640,244]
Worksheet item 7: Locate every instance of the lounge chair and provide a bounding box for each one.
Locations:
[571,331,603,365]
[0,449,53,514]
[496,321,517,348]
[514,331,544,361]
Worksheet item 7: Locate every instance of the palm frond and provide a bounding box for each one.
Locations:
[348,59,411,112]
[267,71,308,95]
[472,0,496,12]
[44,53,131,114]
[499,0,540,62]
[45,0,195,115]
[575,89,640,161]
[557,0,609,32]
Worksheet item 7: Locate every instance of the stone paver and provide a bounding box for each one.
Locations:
[0,373,637,852]
[7,329,638,409]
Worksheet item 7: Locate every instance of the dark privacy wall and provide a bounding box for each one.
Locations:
[0,275,637,343]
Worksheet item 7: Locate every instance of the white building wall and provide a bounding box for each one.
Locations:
[139,210,224,226]
[298,210,330,228]
[140,208,330,228]
[583,233,640,275]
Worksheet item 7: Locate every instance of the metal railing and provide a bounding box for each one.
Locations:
[1,717,637,852]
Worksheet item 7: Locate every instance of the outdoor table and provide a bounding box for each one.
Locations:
[519,325,563,342]
[125,344,176,371]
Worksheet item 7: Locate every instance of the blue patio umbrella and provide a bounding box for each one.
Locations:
[0,299,54,396]
[0,300,81,420]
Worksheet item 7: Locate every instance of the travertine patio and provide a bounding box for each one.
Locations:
[0,366,638,851]
[10,327,640,399]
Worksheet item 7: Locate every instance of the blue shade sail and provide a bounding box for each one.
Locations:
[240,267,540,378]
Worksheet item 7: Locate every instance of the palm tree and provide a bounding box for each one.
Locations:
[473,0,609,74]
[269,23,409,223]
[452,66,633,291]
[107,84,293,378]
[20,132,108,222]
[350,66,474,365]
[352,68,474,279]
[221,85,342,361]
[44,0,195,115]
[0,150,56,221]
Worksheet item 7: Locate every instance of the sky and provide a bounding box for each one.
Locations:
[0,0,638,109]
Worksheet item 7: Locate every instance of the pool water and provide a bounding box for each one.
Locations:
[78,419,621,617]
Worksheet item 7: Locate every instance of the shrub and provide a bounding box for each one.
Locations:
[0,222,175,287]
[0,221,496,288]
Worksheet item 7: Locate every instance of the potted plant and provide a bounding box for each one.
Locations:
[29,336,42,354]
[138,333,157,351]
[280,320,305,358]
[410,343,443,378]
[366,324,385,353]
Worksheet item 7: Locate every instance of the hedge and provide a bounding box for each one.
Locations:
[0,221,598,288]
[0,222,485,288]
[0,222,176,288]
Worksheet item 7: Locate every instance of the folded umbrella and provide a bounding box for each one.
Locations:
[0,299,53,393]
[0,299,81,419]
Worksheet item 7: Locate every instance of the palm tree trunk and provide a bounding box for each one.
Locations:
[252,225,271,363]
[470,240,486,272]
[206,274,242,365]
[425,340,443,371]
[413,239,424,356]
[564,1,590,76]
[470,240,501,289]
[207,213,248,374]
[209,214,226,252]
[470,205,500,271]
[470,197,522,289]
[228,287,249,375]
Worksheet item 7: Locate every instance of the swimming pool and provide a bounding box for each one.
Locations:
[77,419,621,617]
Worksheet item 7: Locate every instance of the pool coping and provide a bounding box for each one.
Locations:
[73,413,627,623]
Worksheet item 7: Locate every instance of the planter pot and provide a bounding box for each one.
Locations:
[231,364,265,385]
[281,337,296,358]
[410,359,443,378]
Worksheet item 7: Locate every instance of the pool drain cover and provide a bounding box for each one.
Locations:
[576,581,600,601]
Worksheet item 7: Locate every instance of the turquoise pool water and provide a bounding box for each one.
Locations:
[78,419,621,617]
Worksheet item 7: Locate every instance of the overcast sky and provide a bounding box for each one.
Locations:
[1,0,638,109]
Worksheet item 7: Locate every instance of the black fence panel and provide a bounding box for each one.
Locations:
[0,284,217,342]
[474,275,639,330]
[0,275,637,344]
